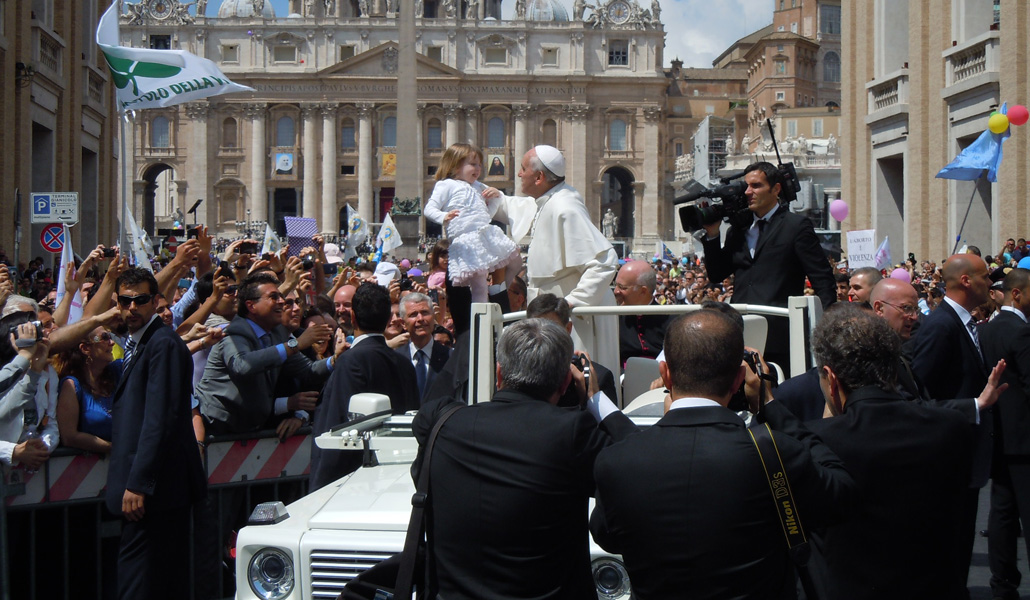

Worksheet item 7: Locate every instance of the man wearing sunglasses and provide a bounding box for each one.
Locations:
[105,267,206,600]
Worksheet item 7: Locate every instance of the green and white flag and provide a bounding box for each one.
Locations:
[96,2,253,112]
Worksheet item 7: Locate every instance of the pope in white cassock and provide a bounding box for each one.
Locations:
[494,145,620,391]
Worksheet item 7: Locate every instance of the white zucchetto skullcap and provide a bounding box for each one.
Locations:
[533,145,566,178]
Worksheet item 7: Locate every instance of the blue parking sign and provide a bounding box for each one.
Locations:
[33,195,51,216]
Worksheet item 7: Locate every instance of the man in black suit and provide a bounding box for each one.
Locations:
[310,283,420,490]
[806,305,984,599]
[105,267,206,600]
[395,292,450,403]
[613,259,669,366]
[908,253,993,595]
[982,268,1030,600]
[195,272,333,436]
[701,161,835,370]
[589,310,857,599]
[413,318,634,600]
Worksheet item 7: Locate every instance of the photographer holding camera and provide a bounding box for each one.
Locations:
[699,162,836,370]
[589,310,857,599]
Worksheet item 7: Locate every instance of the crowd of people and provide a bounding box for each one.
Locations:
[5,149,1030,599]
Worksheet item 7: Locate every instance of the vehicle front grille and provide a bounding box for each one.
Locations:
[309,549,393,599]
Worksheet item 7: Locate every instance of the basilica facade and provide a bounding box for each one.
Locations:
[122,0,668,253]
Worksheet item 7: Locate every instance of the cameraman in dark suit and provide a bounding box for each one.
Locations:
[105,267,206,600]
[700,162,836,369]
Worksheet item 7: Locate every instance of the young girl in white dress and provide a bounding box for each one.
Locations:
[424,143,521,302]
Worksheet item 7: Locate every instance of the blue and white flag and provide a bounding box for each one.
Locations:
[936,103,1011,183]
[261,223,281,257]
[344,204,367,260]
[376,213,403,254]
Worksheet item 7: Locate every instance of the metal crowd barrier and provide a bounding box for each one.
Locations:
[0,427,314,600]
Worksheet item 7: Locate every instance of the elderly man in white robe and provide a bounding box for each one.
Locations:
[493,145,620,390]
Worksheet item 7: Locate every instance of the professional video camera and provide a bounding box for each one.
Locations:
[677,119,801,232]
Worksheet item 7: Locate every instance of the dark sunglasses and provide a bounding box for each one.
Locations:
[89,332,114,343]
[117,294,153,307]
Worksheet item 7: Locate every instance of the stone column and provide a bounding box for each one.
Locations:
[396,0,419,203]
[512,103,532,195]
[245,103,268,223]
[416,103,427,235]
[564,103,591,207]
[464,104,479,147]
[640,105,662,241]
[444,103,461,145]
[302,104,321,220]
[183,102,211,227]
[321,104,339,236]
[357,102,375,224]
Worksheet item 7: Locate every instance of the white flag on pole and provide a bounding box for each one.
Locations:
[96,2,254,112]
[344,205,367,259]
[874,236,892,270]
[376,214,403,254]
[123,206,154,272]
[56,225,84,325]
[261,223,282,257]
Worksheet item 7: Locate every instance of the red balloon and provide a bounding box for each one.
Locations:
[1009,105,1030,126]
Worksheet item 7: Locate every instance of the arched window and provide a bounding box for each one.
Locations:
[222,117,237,148]
[542,119,557,147]
[341,118,356,149]
[427,118,442,149]
[383,116,397,146]
[609,119,627,151]
[823,51,841,83]
[151,116,170,148]
[487,117,505,148]
[276,116,295,146]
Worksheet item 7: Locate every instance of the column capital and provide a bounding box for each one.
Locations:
[321,103,340,119]
[642,105,662,123]
[512,103,534,120]
[356,102,376,118]
[443,103,463,118]
[243,103,267,120]
[301,103,323,119]
[464,103,480,118]
[417,102,428,118]
[183,102,210,120]
[563,103,592,121]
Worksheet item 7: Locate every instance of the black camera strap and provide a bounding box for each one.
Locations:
[748,422,818,599]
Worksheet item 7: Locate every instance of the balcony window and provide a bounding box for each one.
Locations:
[820,4,841,34]
[824,51,840,83]
[487,117,505,148]
[382,116,397,147]
[276,116,295,147]
[273,46,297,63]
[608,40,629,67]
[609,119,627,151]
[341,119,356,149]
[427,119,442,149]
[151,116,170,148]
[222,117,238,147]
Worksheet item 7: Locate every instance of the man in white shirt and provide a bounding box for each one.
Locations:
[497,145,620,375]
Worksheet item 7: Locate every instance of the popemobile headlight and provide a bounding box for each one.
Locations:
[592,557,631,600]
[249,548,295,600]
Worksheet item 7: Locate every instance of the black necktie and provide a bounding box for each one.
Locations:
[415,349,428,397]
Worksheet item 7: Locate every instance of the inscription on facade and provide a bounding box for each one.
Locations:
[252,83,587,96]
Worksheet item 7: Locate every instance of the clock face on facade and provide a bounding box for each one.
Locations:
[607,0,630,24]
[148,0,173,19]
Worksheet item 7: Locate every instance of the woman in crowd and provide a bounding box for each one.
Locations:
[54,325,121,454]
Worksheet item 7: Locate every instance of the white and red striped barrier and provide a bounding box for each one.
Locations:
[2,434,312,506]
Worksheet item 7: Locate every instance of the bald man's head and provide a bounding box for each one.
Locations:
[942,254,990,309]
[613,261,657,306]
[870,278,920,340]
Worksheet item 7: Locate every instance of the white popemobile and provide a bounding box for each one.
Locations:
[234,299,821,600]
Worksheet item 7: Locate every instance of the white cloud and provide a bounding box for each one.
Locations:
[260,0,774,69]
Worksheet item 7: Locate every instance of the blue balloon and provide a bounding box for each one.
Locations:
[1018,257,1030,269]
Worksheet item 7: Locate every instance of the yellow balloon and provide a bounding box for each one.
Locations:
[989,113,1010,134]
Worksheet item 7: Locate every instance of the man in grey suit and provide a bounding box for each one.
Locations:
[396,292,451,403]
[196,272,333,436]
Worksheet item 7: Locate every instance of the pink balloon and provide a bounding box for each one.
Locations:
[890,267,910,282]
[829,199,849,222]
[1009,105,1030,126]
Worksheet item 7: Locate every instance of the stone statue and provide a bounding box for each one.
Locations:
[651,0,661,22]
[827,133,838,153]
[305,0,315,14]
[324,0,334,15]
[415,0,423,16]
[740,133,751,153]
[514,0,525,19]
[466,0,478,19]
[602,209,619,239]
[725,134,735,155]
[196,0,208,16]
[573,0,585,20]
[358,0,369,16]
[796,133,808,153]
[253,0,265,14]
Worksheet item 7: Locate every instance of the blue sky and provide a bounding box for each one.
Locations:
[196,0,773,69]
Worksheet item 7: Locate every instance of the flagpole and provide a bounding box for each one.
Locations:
[952,179,980,255]
[119,112,130,260]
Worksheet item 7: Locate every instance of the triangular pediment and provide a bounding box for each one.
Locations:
[319,42,463,78]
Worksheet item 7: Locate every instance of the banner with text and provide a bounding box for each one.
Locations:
[846,229,878,269]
